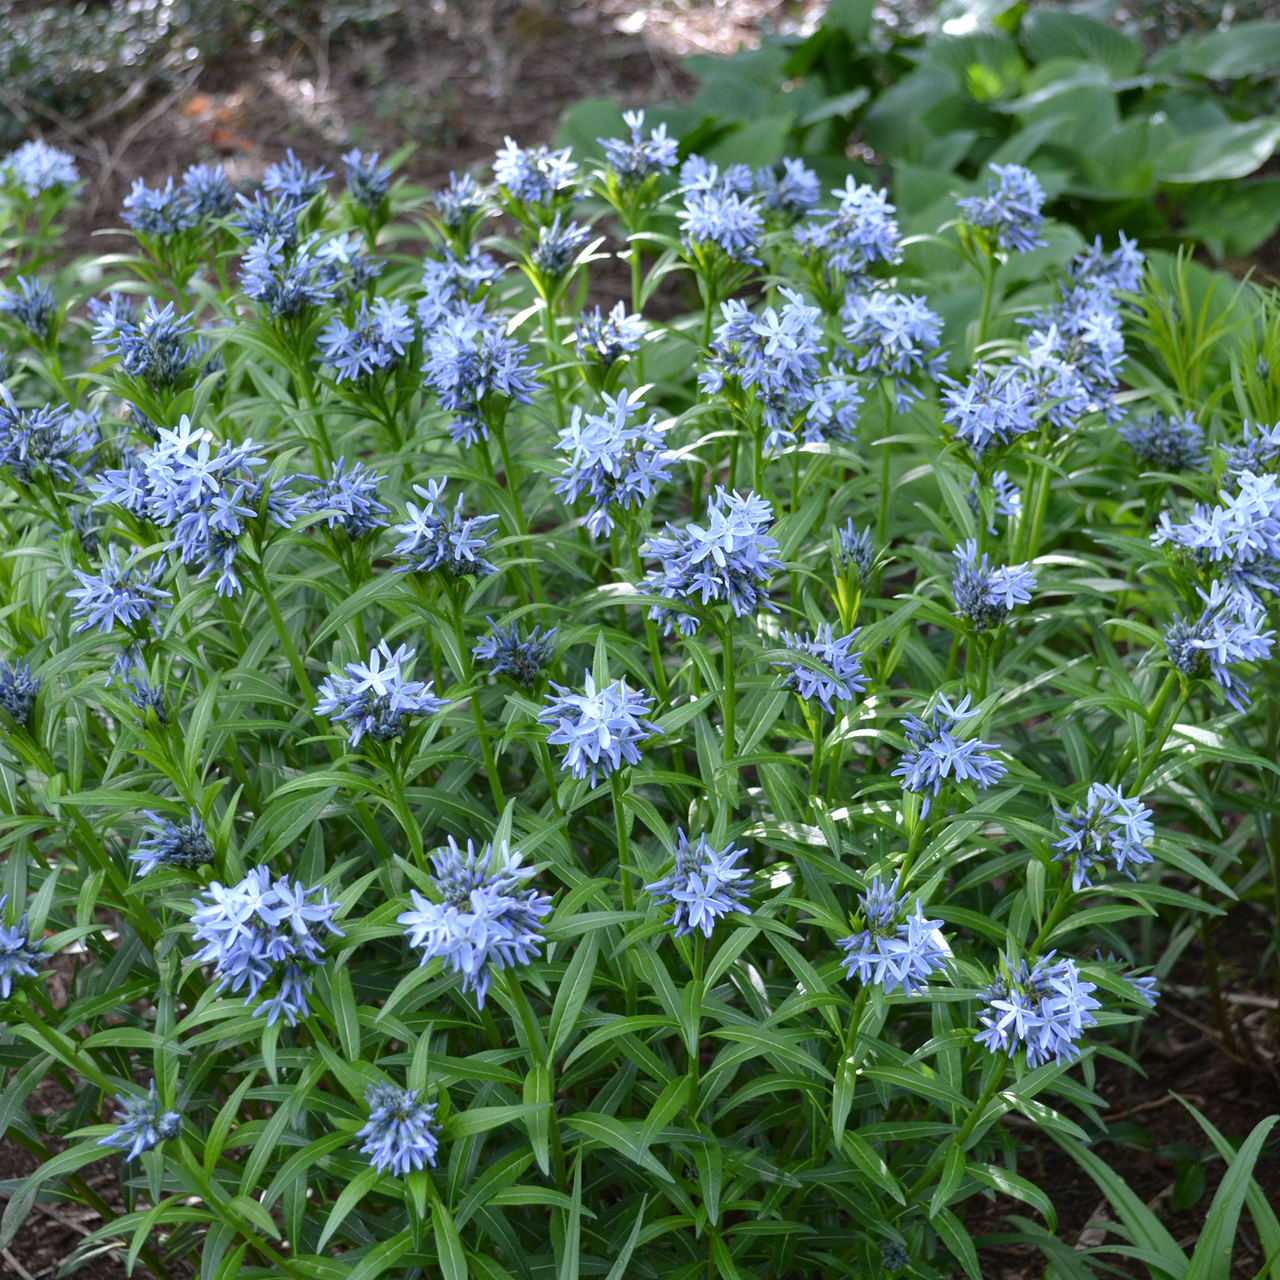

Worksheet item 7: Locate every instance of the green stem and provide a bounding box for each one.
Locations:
[251,561,314,706]
[492,413,547,608]
[1130,687,1189,794]
[610,769,634,914]
[975,251,997,355]
[502,968,568,1194]
[808,704,823,810]
[630,237,645,387]
[720,622,736,814]
[902,1063,1006,1205]
[1028,876,1075,958]
[686,932,704,1125]
[542,302,566,435]
[450,584,506,812]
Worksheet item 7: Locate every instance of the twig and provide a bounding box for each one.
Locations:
[1102,1091,1205,1123]
[1,1247,37,1280]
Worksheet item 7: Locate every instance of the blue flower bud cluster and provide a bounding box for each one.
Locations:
[0,659,40,728]
[90,294,212,389]
[776,624,867,714]
[473,617,557,687]
[357,1082,440,1175]
[122,164,234,236]
[315,640,449,748]
[2,140,79,196]
[892,693,1006,816]
[133,807,216,876]
[0,276,57,340]
[391,477,499,577]
[794,178,902,275]
[573,301,644,368]
[645,829,751,938]
[1163,580,1275,711]
[840,290,944,412]
[0,893,43,997]
[838,876,949,996]
[1053,783,1153,890]
[975,952,1101,1068]
[493,138,578,203]
[99,1084,181,1160]
[599,109,678,187]
[957,164,1047,254]
[950,539,1037,630]
[1119,410,1207,473]
[539,673,658,786]
[0,396,98,485]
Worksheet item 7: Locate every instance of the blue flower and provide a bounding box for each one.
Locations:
[133,808,215,876]
[120,663,166,725]
[0,893,43,997]
[473,617,557,687]
[975,952,1101,1069]
[90,294,207,388]
[1053,783,1153,891]
[317,297,414,382]
[305,457,389,539]
[421,312,537,432]
[642,487,784,634]
[433,172,489,232]
[1069,232,1144,296]
[801,377,863,446]
[892,693,1006,815]
[343,149,392,209]
[0,276,56,340]
[776,624,867,714]
[99,1084,181,1160]
[841,289,944,411]
[941,362,1036,459]
[263,149,333,202]
[678,186,763,264]
[539,673,658,786]
[1163,580,1275,711]
[1152,472,1280,607]
[493,137,578,203]
[191,866,343,1026]
[240,235,339,318]
[950,539,1037,630]
[315,640,449,748]
[552,389,673,536]
[529,212,591,278]
[0,660,39,728]
[68,547,171,635]
[231,192,300,247]
[838,876,948,996]
[794,179,902,274]
[600,109,678,186]
[1222,420,1280,480]
[967,470,1023,533]
[646,830,751,938]
[957,164,1046,255]
[1125,971,1159,1007]
[398,837,552,1007]
[416,247,504,329]
[181,164,233,220]
[0,397,98,485]
[679,156,752,197]
[391,477,499,577]
[122,177,196,237]
[573,301,644,368]
[357,1082,440,1176]
[754,158,821,223]
[2,140,78,196]
[835,521,876,584]
[1120,410,1206,473]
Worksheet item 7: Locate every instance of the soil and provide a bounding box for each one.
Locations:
[2,1,1279,1276]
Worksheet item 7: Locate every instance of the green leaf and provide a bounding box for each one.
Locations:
[316,1165,382,1252]
[558,1154,583,1280]
[1157,120,1280,185]
[548,933,599,1063]
[842,1133,905,1205]
[933,1206,981,1280]
[603,1196,647,1280]
[432,1196,469,1280]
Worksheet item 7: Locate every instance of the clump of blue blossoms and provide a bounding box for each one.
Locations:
[122,177,194,238]
[343,149,392,210]
[263,149,333,203]
[678,161,763,265]
[391,478,499,577]
[539,673,658,786]
[646,830,751,938]
[941,362,1036,459]
[754,158,821,224]
[133,808,216,876]
[700,289,860,450]
[968,470,1023,533]
[93,416,304,596]
[317,297,414,382]
[1163,581,1275,711]
[315,640,449,748]
[474,618,557,687]
[232,192,301,247]
[0,894,43,997]
[191,867,343,1026]
[552,389,673,536]
[1053,783,1154,890]
[957,164,1047,254]
[642,488,783,635]
[950,540,1037,630]
[835,521,877,584]
[599,109,679,186]
[777,624,867,714]
[357,1082,440,1176]
[893,693,1006,815]
[0,276,57,340]
[417,247,504,330]
[1119,410,1206,473]
[421,313,537,445]
[120,663,166,725]
[841,290,944,411]
[241,236,339,318]
[433,171,489,233]
[68,547,171,635]
[838,877,948,996]
[573,301,644,369]
[1222,420,1280,480]
[398,837,552,1007]
[1069,231,1145,297]
[305,458,389,539]
[795,179,902,275]
[2,140,79,196]
[529,212,591,279]
[99,1084,181,1160]
[975,953,1101,1068]
[1153,471,1280,605]
[90,294,210,389]
[0,398,99,485]
[493,138,578,204]
[0,660,39,728]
